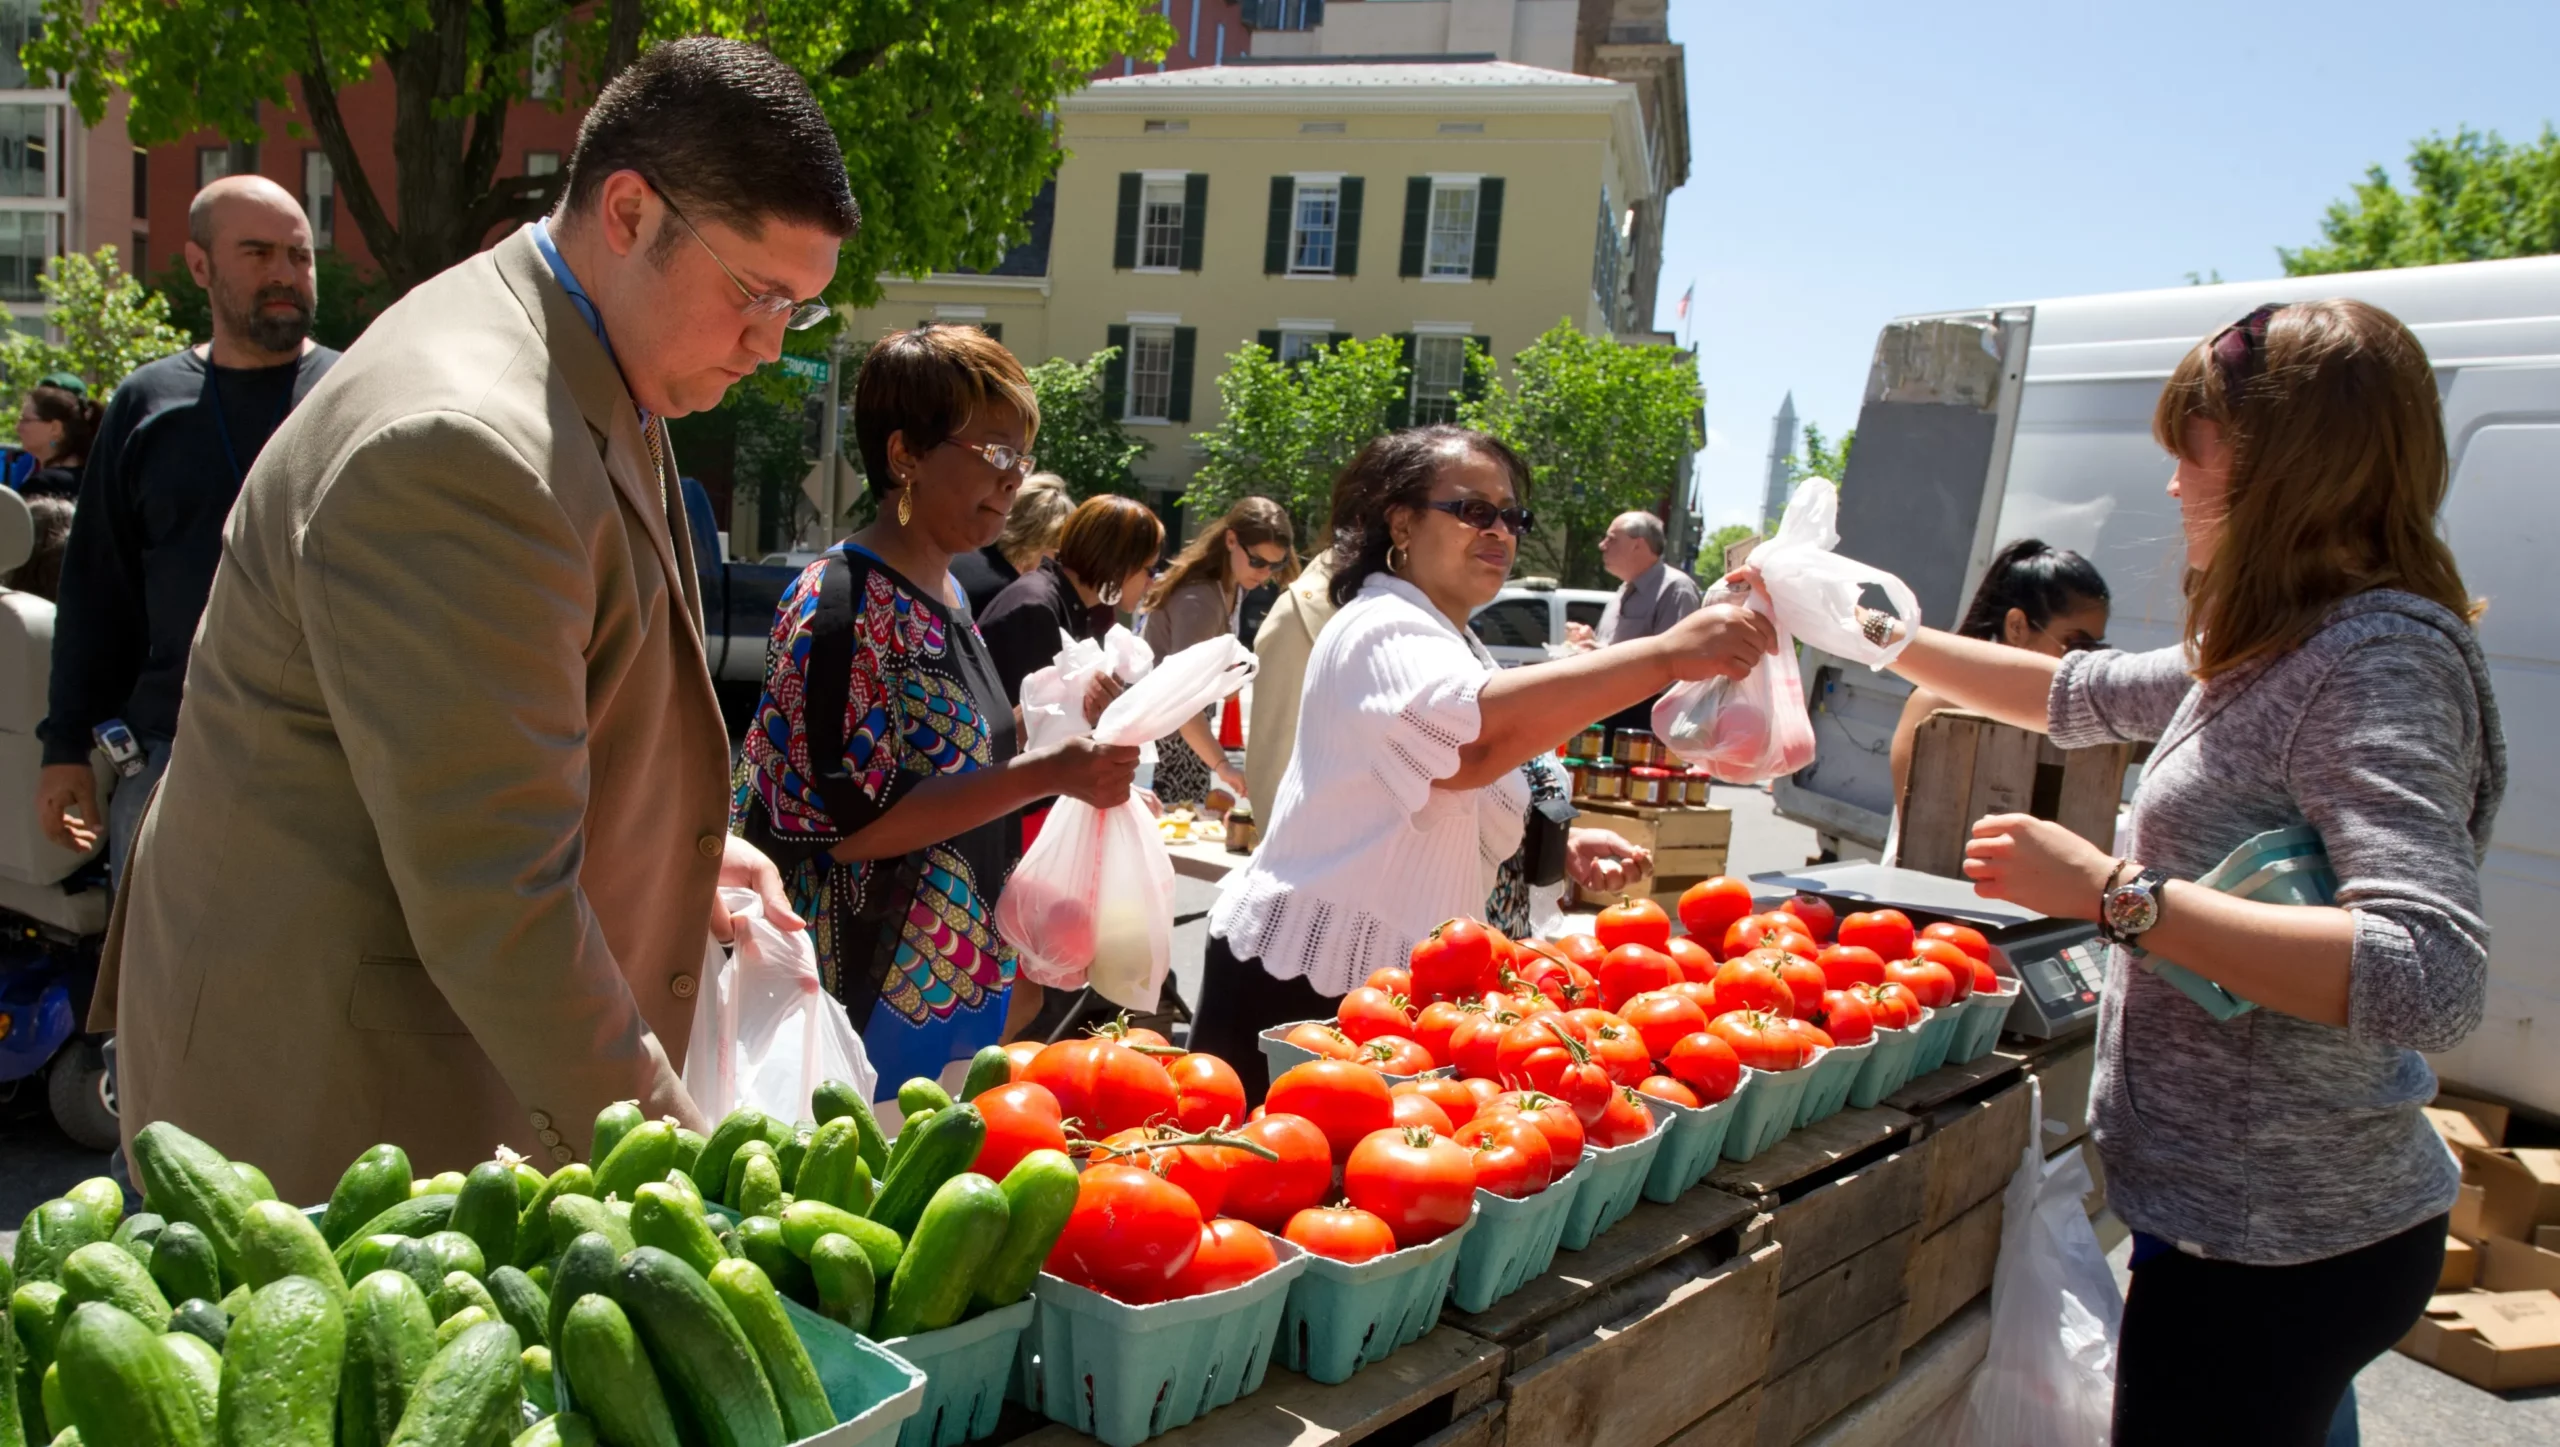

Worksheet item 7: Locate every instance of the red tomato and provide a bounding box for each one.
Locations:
[1022,1038,1181,1138]
[1663,936,1719,984]
[1621,991,1711,1062]
[1595,897,1673,954]
[1776,957,1830,1020]
[1364,964,1415,996]
[1676,877,1755,953]
[1637,1074,1702,1109]
[1665,1031,1742,1104]
[1169,1053,1248,1134]
[1390,1088,1456,1136]
[1913,939,1977,1003]
[1503,1022,1613,1125]
[1284,1021,1360,1061]
[1091,1127,1231,1219]
[1047,1163,1203,1298]
[1447,1006,1518,1081]
[1885,957,1957,1010]
[1855,981,1921,1030]
[1003,1040,1044,1081]
[1709,1009,1812,1072]
[1668,979,1724,1018]
[1455,1111,1553,1198]
[1722,912,1817,961]
[1837,909,1915,962]
[1491,1010,1584,1081]
[1359,1034,1438,1077]
[1816,989,1876,1046]
[1598,944,1681,1011]
[1969,957,2002,995]
[1564,1006,1624,1038]
[1285,1204,1399,1264]
[1777,892,1838,944]
[1586,1022,1654,1089]
[1154,1217,1280,1301]
[1816,944,1886,992]
[972,1081,1069,1180]
[1410,917,1498,1002]
[1589,1087,1656,1149]
[1338,987,1415,1044]
[1461,1076,1504,1109]
[1344,1126,1478,1246]
[1394,1075,1481,1132]
[1221,1113,1335,1231]
[1267,1059,1396,1162]
[1411,999,1469,1067]
[1549,933,1609,974]
[1710,954,1791,1016]
[1780,1017,1833,1054]
[1486,1092,1588,1175]
[1920,921,1992,962]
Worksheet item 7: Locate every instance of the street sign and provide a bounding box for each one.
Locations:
[778,355,830,383]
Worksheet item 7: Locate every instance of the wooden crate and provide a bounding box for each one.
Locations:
[1895,711,2129,881]
[1770,1227,1914,1381]
[1706,1104,1920,1210]
[1900,1190,2003,1351]
[1497,1242,1782,1447]
[1881,1051,2028,1120]
[1917,1078,2035,1237]
[1441,1185,1761,1366]
[1756,1305,1905,1446]
[1572,800,1735,853]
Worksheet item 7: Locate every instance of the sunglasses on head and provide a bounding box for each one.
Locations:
[1426,497,1535,538]
[2210,303,2283,393]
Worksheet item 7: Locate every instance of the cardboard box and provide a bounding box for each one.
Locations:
[2442,1236,2478,1291]
[2398,1290,2560,1391]
[2429,1107,2496,1152]
[2453,1182,2487,1244]
[2460,1146,2560,1240]
[2431,1092,2511,1147]
[2480,1236,2560,1295]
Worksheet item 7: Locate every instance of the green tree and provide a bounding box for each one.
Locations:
[1700,522,1756,574]
[1463,321,1703,587]
[1186,336,1407,545]
[1026,347,1149,500]
[0,246,191,406]
[1788,423,1854,486]
[2281,126,2560,275]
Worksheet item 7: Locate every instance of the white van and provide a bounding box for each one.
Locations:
[1773,255,2560,1116]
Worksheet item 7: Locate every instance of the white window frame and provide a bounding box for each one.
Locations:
[524,150,561,178]
[302,149,334,249]
[1410,333,1469,425]
[1288,176,1341,276]
[530,23,564,100]
[1136,174,1186,273]
[1126,323,1177,423]
[1424,178,1481,281]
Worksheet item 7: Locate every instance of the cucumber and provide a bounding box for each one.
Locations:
[960,1045,1013,1102]
[542,1235,619,1361]
[806,1234,875,1335]
[610,1249,784,1447]
[706,1260,834,1440]
[61,1243,170,1332]
[14,1202,103,1286]
[430,1271,498,1325]
[166,1299,226,1352]
[691,1112,772,1205]
[510,1165,595,1269]
[386,1319,521,1447]
[329,1197,456,1272]
[382,1241,450,1303]
[723,1139,778,1209]
[0,1259,18,1447]
[553,1295,680,1447]
[342,1237,407,1284]
[110,1213,166,1272]
[148,1224,220,1309]
[37,1367,61,1442]
[593,1123,677,1203]
[897,1078,954,1116]
[870,1104,987,1239]
[417,1231,484,1283]
[155,1330,221,1443]
[226,1165,277,1205]
[791,1119,873,1214]
[672,1129,708,1184]
[14,1282,64,1367]
[509,1161,548,1209]
[215,1276,345,1447]
[546,1196,633,1260]
[433,1305,491,1346]
[974,1150,1081,1311]
[233,1202,346,1301]
[132,1123,257,1284]
[810,1082,891,1180]
[40,1433,72,1447]
[61,1183,121,1236]
[484,1268,550,1350]
[320,1147,413,1250]
[447,1163,520,1271]
[658,1167,706,1217]
[882,1110,933,1176]
[590,1101,645,1168]
[878,1173,1010,1337]
[776,1127,814,1194]
[413,1172,467,1198]
[628,1185,725,1281]
[217,1286,249,1320]
[526,1263,551,1292]
[730,1217,814,1306]
[512,1412,597,1447]
[777,1201,903,1281]
[519,1343,557,1414]
[734,1155,785,1219]
[339,1271,435,1447]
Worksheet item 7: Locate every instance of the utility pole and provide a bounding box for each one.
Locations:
[817,329,849,540]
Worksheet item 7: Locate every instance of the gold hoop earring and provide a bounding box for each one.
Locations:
[897,485,914,526]
[1387,542,1410,576]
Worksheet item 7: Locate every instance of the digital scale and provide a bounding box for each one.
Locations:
[1748,861,2106,1040]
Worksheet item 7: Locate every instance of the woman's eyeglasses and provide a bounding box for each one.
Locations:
[1426,497,1536,538]
[1238,548,1289,573]
[2210,303,2282,393]
[942,439,1036,476]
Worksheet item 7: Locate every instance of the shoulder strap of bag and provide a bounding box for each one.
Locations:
[803,550,868,829]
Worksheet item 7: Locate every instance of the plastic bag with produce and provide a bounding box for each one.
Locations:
[686,886,875,1122]
[1018,622,1154,751]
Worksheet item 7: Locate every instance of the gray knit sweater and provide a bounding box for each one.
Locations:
[2049,590,2505,1266]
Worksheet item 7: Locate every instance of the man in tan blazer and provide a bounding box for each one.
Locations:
[98,39,859,1202]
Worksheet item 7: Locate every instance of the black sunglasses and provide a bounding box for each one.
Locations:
[1426,497,1535,538]
[2210,303,2283,393]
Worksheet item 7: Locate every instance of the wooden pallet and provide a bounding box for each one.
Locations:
[1705,1104,1920,1207]
[1441,1185,1761,1361]
[1751,1145,1930,1446]
[1900,1190,2002,1353]
[1880,1051,2028,1118]
[1496,1242,1782,1447]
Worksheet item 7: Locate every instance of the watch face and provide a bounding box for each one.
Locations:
[2105,884,2160,937]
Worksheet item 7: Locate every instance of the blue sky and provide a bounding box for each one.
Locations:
[1657,0,2560,532]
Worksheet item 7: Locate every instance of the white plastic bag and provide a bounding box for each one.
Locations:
[684,886,875,1123]
[1654,479,1918,782]
[1018,624,1154,752]
[996,635,1255,1009]
[1957,1095,2122,1447]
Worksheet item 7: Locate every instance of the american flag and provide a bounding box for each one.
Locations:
[1674,284,1693,321]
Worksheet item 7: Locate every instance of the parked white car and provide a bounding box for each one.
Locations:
[1470,580,1615,667]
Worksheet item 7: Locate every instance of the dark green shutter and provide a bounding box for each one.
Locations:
[1180,173,1208,271]
[1264,177,1292,274]
[983,323,1003,343]
[1257,328,1281,358]
[1105,325,1131,419]
[1464,335,1493,403]
[1169,327,1198,423]
[1336,177,1364,277]
[1471,178,1504,280]
[1113,173,1141,270]
[1398,177,1430,278]
[1329,331,1351,349]
[1387,331,1416,428]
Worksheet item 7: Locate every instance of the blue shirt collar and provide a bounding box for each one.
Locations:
[531,218,617,369]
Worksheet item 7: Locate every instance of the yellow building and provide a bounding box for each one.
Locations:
[835,60,1659,506]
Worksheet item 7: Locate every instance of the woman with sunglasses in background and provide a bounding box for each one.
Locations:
[1856,301,2501,1445]
[1139,494,1299,809]
[1191,426,1776,1095]
[734,327,1142,1090]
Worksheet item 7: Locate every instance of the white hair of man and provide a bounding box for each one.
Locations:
[1614,511,1666,557]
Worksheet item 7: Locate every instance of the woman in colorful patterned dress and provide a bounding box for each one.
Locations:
[733,326,1139,1098]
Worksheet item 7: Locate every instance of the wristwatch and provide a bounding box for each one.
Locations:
[2099,866,2170,946]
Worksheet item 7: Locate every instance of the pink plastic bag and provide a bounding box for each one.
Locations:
[1652,585,1817,782]
[684,887,875,1122]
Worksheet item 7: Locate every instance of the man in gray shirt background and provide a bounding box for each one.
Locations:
[1568,511,1702,730]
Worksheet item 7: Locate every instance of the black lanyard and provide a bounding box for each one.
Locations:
[205,357,301,486]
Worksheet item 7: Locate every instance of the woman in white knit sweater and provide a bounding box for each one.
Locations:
[1195,427,1775,1095]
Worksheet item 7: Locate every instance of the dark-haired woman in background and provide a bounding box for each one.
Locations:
[1888,538,2111,813]
[979,493,1164,707]
[16,384,103,501]
[1140,495,1298,809]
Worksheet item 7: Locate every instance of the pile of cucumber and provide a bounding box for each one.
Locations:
[5,1062,1076,1447]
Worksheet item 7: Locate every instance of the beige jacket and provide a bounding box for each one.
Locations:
[97,228,732,1203]
[1243,553,1340,825]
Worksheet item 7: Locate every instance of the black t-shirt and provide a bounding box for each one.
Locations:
[951,543,1020,620]
[978,557,1118,706]
[43,346,339,762]
[20,463,81,501]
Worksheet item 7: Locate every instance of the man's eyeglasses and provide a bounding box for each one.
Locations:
[942,439,1036,477]
[2210,302,2283,394]
[1426,497,1536,538]
[653,184,831,332]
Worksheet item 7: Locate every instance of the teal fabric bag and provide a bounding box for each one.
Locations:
[2140,826,2337,1020]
